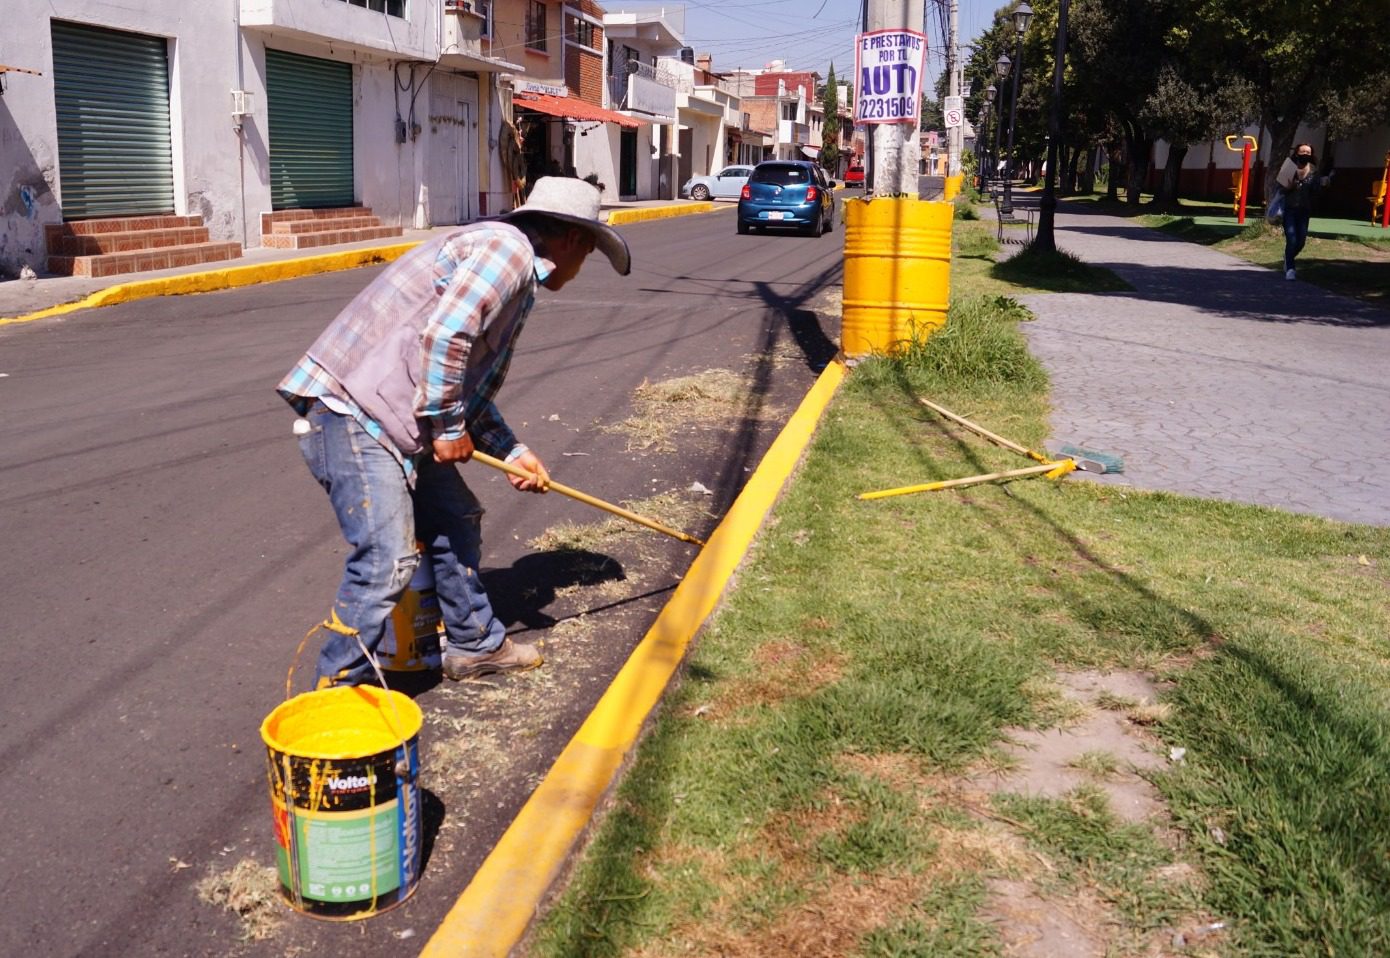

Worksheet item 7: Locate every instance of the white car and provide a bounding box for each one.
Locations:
[681,165,754,201]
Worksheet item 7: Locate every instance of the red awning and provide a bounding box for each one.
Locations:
[513,92,645,129]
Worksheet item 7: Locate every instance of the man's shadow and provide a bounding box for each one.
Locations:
[482,549,628,632]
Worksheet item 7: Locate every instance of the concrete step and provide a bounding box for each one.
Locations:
[50,226,213,256]
[46,215,203,242]
[259,207,372,234]
[271,215,383,235]
[48,241,243,278]
[260,225,404,250]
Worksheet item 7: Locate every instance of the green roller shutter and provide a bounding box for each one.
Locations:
[266,49,354,210]
[51,20,175,220]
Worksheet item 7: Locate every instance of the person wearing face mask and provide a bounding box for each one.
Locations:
[1275,143,1334,280]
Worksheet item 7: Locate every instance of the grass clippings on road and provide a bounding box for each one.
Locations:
[607,369,764,452]
[526,220,1390,956]
[196,858,284,942]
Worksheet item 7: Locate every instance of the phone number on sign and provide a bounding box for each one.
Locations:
[857,96,914,121]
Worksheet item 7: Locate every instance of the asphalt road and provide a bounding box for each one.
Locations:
[0,207,843,956]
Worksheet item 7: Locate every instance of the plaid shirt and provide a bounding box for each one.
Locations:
[279,226,552,475]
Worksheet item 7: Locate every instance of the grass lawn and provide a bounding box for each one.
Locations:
[1065,191,1389,307]
[527,217,1390,957]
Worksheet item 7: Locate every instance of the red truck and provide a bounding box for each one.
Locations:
[843,162,865,187]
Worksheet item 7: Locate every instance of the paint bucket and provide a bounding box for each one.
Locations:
[260,686,424,920]
[378,556,443,672]
[841,196,952,356]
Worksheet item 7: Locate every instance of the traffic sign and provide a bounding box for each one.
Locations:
[943,95,963,128]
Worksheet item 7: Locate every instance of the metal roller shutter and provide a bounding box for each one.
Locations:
[50,20,175,220]
[266,50,354,210]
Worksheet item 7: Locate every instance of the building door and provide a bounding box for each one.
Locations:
[427,75,477,225]
[265,49,354,210]
[678,128,693,192]
[50,20,174,220]
[619,129,638,198]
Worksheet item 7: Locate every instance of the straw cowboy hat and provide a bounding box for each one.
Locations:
[501,176,631,276]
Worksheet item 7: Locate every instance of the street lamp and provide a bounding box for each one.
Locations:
[982,83,997,188]
[1000,2,1032,216]
[1035,0,1071,253]
[995,57,1017,198]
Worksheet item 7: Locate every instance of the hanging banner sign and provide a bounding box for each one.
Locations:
[853,28,928,125]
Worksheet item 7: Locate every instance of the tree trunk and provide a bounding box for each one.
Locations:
[1150,144,1189,211]
[1263,114,1300,211]
[1106,144,1123,201]
[1124,133,1153,207]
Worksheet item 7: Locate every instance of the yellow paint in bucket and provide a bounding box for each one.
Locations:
[261,686,424,919]
[841,196,953,357]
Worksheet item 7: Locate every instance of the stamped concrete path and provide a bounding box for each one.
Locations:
[1013,203,1390,527]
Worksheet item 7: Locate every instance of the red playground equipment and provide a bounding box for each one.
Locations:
[1224,134,1258,224]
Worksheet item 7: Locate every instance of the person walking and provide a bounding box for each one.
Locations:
[1276,142,1333,281]
[278,178,631,689]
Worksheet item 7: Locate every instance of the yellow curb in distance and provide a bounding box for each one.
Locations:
[606,202,727,226]
[0,242,422,327]
[418,358,849,958]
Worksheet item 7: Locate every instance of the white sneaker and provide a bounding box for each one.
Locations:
[1285,269,1296,281]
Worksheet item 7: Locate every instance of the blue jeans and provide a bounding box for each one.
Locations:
[1283,206,1311,271]
[297,403,506,686]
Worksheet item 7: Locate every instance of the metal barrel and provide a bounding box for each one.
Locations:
[841,197,953,357]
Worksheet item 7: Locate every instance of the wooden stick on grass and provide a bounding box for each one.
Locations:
[858,461,1074,501]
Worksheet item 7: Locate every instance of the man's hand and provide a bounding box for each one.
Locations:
[432,433,476,464]
[507,450,550,493]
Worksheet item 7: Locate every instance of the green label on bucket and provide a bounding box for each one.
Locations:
[285,801,401,902]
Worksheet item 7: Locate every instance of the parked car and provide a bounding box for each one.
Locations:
[681,165,754,201]
[737,160,837,237]
[843,163,865,187]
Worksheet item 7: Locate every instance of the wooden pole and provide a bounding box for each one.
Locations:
[470,451,706,546]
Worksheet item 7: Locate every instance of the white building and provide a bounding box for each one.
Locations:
[0,0,518,277]
[579,5,683,200]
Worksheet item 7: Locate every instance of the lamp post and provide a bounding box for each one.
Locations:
[1034,0,1070,253]
[991,57,1010,198]
[981,83,996,189]
[999,1,1033,216]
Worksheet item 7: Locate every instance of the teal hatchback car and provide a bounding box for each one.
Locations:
[737,160,837,237]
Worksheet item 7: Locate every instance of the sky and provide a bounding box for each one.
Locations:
[669,0,998,90]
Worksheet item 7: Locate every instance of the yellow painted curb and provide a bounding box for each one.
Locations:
[606,202,724,226]
[419,358,849,958]
[0,242,421,327]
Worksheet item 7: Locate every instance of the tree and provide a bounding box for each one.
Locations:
[821,62,841,172]
[1185,0,1390,203]
[1140,64,1254,211]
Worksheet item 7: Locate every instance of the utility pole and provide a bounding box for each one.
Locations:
[946,0,961,178]
[866,0,926,195]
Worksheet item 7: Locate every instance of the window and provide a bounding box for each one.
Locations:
[343,0,405,17]
[750,164,810,186]
[525,0,547,51]
[569,14,597,49]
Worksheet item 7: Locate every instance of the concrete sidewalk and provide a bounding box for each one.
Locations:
[0,198,718,322]
[1014,200,1390,526]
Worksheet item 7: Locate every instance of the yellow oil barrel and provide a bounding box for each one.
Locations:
[944,174,964,200]
[841,196,952,356]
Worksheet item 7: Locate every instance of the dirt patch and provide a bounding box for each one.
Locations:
[973,670,1170,823]
[697,640,846,720]
[986,878,1111,958]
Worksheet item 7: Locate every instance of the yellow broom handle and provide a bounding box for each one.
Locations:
[470,451,706,547]
[858,461,1065,501]
[917,397,1044,461]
